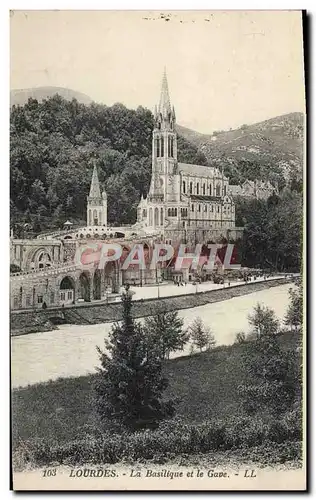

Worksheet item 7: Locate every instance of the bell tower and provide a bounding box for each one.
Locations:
[87,163,107,227]
[149,69,178,203]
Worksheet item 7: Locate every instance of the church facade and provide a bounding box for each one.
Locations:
[136,71,243,245]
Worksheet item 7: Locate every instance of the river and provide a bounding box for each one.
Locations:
[11,283,292,388]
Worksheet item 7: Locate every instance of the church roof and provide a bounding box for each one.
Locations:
[190,195,221,202]
[178,162,224,179]
[89,164,101,198]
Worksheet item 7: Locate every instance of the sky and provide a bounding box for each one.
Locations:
[10,10,306,134]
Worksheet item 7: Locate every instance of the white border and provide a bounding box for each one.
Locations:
[2,3,313,498]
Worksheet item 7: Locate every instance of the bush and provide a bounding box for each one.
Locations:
[13,412,302,469]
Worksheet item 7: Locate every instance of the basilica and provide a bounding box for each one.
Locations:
[135,70,242,245]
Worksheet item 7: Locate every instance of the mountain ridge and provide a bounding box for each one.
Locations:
[10,86,93,107]
[177,112,304,184]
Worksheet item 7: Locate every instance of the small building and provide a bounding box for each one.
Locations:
[229,179,278,201]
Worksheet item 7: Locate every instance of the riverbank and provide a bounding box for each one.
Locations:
[11,283,292,387]
[12,330,302,478]
[11,277,294,336]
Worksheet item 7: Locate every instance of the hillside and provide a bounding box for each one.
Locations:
[177,112,304,184]
[12,331,301,469]
[10,86,93,107]
[10,95,206,232]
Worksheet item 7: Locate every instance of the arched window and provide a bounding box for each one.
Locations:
[191,204,194,212]
[161,136,164,157]
[182,180,186,194]
[190,182,193,194]
[197,183,200,195]
[224,185,227,195]
[168,208,172,217]
[93,209,98,224]
[198,204,201,212]
[160,207,164,225]
[209,185,212,195]
[216,184,221,196]
[203,183,206,195]
[156,138,160,158]
[154,207,159,226]
[149,208,153,226]
[171,137,174,158]
[174,208,177,217]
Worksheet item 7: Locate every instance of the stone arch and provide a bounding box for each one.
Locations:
[104,260,119,293]
[143,242,151,268]
[38,251,52,269]
[19,286,23,309]
[78,272,91,302]
[154,207,159,226]
[93,269,101,300]
[25,247,53,271]
[60,275,76,304]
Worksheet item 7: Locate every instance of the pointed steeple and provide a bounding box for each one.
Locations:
[158,67,172,117]
[89,164,101,198]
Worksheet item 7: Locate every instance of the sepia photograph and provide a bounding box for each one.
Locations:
[10,9,306,491]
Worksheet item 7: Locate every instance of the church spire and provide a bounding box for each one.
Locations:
[158,67,172,117]
[89,164,101,199]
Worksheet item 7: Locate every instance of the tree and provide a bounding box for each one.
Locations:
[10,95,203,228]
[10,264,21,274]
[284,282,303,331]
[239,303,299,416]
[234,331,246,344]
[248,303,280,340]
[95,286,174,431]
[144,310,188,360]
[187,317,216,353]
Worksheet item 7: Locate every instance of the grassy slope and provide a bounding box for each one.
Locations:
[177,112,304,171]
[12,331,298,447]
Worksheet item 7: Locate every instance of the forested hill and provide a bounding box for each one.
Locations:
[10,96,207,230]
